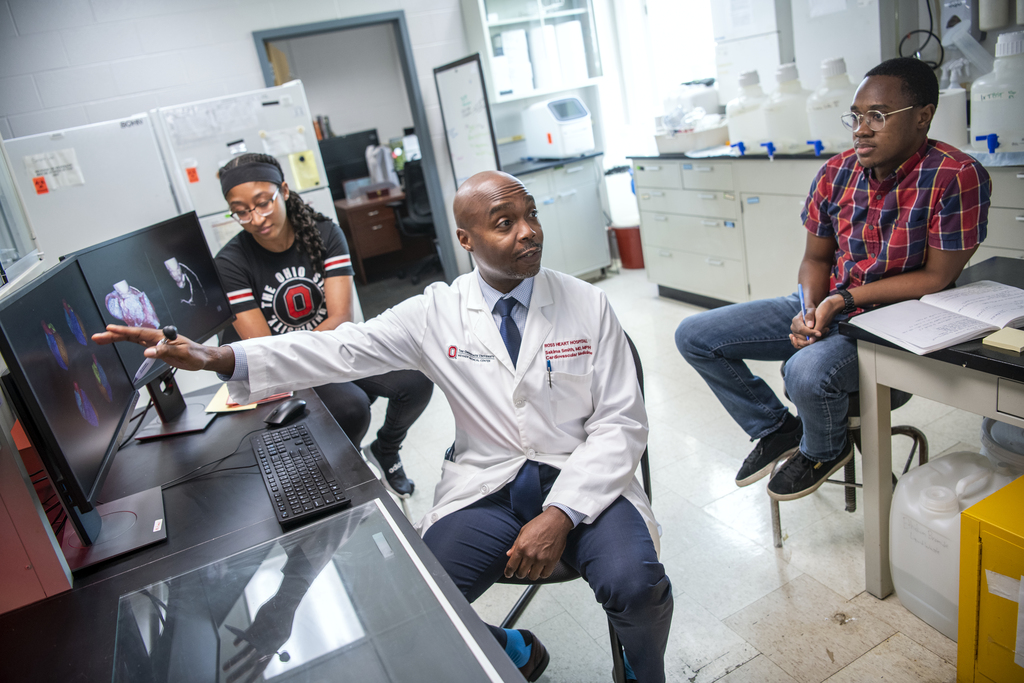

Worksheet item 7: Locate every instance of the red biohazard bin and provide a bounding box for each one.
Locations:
[614,227,645,269]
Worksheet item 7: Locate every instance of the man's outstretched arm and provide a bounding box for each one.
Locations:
[92,325,236,375]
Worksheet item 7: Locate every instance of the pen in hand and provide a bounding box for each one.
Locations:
[133,325,178,382]
[797,284,811,342]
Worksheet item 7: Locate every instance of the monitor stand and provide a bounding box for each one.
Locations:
[135,370,215,441]
[61,486,167,573]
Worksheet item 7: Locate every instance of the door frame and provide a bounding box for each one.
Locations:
[253,11,456,283]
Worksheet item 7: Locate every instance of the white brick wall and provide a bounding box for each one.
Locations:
[0,0,473,270]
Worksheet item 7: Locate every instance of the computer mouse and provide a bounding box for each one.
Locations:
[264,398,307,427]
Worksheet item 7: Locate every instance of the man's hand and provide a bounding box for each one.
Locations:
[504,507,574,581]
[789,295,844,349]
[91,325,235,374]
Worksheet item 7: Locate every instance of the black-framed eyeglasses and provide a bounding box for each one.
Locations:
[230,188,280,224]
[840,105,916,132]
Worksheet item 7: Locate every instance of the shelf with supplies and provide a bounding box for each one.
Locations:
[461,0,602,103]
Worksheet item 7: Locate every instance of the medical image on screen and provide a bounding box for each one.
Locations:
[1,261,136,494]
[164,257,207,307]
[63,300,88,345]
[42,320,69,370]
[105,280,161,329]
[78,214,231,387]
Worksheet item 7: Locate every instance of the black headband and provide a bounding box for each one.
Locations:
[219,162,284,196]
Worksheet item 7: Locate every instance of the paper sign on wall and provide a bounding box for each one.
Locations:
[262,127,307,157]
[23,148,85,191]
[288,151,320,190]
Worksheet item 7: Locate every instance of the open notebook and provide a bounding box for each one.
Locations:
[849,280,1024,355]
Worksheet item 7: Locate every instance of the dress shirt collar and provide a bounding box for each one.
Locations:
[476,270,535,312]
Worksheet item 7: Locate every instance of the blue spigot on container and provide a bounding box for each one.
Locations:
[807,140,825,157]
[975,133,1000,154]
[760,141,776,159]
[730,141,746,156]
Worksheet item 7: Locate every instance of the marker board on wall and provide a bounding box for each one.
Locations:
[433,54,500,189]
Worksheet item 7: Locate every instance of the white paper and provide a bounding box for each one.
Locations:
[850,299,996,354]
[809,0,847,18]
[261,127,307,157]
[23,147,85,190]
[528,24,563,91]
[921,280,1024,329]
[163,96,260,147]
[555,20,588,85]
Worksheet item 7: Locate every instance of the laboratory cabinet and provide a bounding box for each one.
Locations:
[971,166,1024,266]
[509,155,609,278]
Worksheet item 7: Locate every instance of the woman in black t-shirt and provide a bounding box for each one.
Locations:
[214,153,432,498]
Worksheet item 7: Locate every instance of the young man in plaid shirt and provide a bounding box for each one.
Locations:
[675,58,991,500]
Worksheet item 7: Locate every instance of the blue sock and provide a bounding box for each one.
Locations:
[502,628,532,668]
[623,653,636,681]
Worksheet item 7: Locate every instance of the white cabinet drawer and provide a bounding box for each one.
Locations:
[633,161,682,189]
[645,247,747,303]
[986,209,1024,250]
[640,211,742,257]
[681,161,733,191]
[519,169,552,195]
[732,158,824,196]
[988,168,1024,210]
[552,160,599,192]
[997,378,1024,420]
[636,188,739,219]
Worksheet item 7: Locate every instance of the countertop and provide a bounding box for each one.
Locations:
[503,151,604,177]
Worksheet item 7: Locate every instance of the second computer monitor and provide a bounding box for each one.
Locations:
[320,128,379,199]
[75,212,233,387]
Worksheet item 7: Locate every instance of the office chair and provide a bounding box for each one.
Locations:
[769,365,929,548]
[390,159,442,285]
[496,333,652,683]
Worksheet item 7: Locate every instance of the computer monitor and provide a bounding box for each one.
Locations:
[0,257,166,572]
[320,128,379,199]
[72,212,234,439]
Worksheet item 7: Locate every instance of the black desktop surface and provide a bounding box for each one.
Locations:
[839,257,1024,382]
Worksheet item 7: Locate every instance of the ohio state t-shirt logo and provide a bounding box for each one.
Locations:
[260,266,326,333]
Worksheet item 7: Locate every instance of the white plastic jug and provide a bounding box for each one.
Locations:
[726,70,768,155]
[981,417,1024,473]
[890,451,1021,641]
[806,57,858,154]
[930,87,969,149]
[970,31,1024,153]
[762,63,813,155]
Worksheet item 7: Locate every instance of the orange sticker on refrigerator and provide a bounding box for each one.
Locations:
[32,176,49,194]
[186,167,199,183]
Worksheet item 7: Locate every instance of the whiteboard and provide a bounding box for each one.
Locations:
[433,54,500,189]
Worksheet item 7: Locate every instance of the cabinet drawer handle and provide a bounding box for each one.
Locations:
[693,166,713,172]
[701,220,719,227]
[367,209,380,217]
[643,165,661,171]
[1017,172,1024,179]
[565,166,584,174]
[371,224,384,231]
[705,258,724,266]
[653,215,668,221]
[659,250,672,257]
[1016,215,1024,222]
[650,191,665,197]
[698,193,715,200]
[558,189,577,198]
[542,197,555,205]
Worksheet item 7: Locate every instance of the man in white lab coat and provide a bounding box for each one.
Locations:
[95,171,672,682]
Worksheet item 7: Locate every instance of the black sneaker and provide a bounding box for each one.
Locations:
[767,440,854,501]
[362,441,415,498]
[735,415,803,487]
[518,630,550,682]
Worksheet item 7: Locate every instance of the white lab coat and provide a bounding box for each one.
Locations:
[228,268,658,553]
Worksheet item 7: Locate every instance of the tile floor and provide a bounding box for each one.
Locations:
[364,267,976,683]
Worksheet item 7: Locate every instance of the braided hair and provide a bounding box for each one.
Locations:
[218,153,330,278]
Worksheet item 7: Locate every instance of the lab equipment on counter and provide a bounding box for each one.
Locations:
[522,97,595,159]
[725,70,768,155]
[931,87,969,149]
[806,57,858,153]
[761,63,813,155]
[970,31,1024,153]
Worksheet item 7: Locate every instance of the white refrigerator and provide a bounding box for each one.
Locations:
[3,113,181,270]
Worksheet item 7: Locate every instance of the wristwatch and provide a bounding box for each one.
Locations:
[838,288,857,314]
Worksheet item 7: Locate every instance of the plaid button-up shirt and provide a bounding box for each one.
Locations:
[801,139,991,295]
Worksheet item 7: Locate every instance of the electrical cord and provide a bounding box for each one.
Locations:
[159,427,264,491]
[899,0,943,68]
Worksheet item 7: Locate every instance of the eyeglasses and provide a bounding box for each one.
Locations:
[230,188,280,223]
[840,105,916,132]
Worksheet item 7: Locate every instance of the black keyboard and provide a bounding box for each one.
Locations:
[251,424,351,525]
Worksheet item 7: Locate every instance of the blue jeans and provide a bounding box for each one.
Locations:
[674,293,859,462]
[423,463,673,683]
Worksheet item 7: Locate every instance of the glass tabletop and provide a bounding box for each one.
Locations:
[113,500,502,683]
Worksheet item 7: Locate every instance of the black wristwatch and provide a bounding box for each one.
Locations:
[838,288,857,314]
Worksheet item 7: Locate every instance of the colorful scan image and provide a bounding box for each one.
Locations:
[105,280,160,329]
[92,354,113,402]
[63,299,88,345]
[42,320,69,370]
[164,257,208,307]
[74,381,99,427]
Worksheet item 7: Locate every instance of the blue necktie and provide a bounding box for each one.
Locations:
[494,297,521,368]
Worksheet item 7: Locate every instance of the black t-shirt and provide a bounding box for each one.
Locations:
[215,219,355,341]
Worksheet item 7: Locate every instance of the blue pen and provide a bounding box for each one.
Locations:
[797,284,811,341]
[546,359,552,387]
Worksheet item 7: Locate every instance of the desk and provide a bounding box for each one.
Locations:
[842,257,1024,599]
[334,192,406,285]
[0,387,521,682]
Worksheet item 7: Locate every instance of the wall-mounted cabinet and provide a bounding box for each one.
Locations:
[461,0,603,104]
